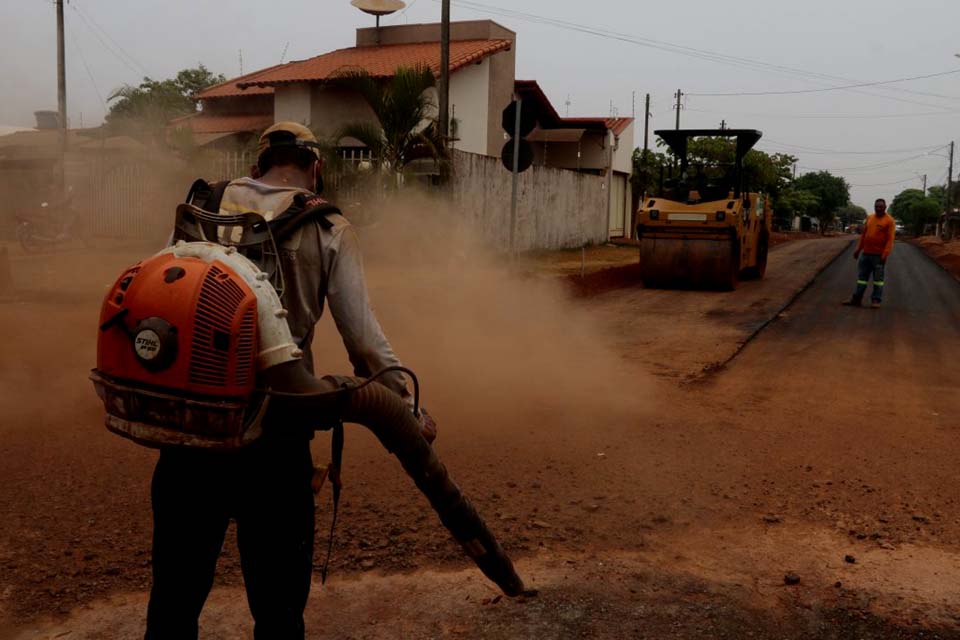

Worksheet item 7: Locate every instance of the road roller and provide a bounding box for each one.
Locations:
[635,129,772,290]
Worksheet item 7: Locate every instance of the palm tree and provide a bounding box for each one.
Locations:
[330,65,444,183]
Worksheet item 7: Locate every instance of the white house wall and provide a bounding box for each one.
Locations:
[612,123,634,174]
[274,84,312,125]
[309,85,379,142]
[449,59,491,157]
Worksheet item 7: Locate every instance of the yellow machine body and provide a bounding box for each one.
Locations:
[636,191,772,290]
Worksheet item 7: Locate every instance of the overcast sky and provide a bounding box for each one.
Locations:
[3,0,959,207]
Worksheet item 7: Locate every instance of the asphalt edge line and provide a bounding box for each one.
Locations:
[908,240,960,285]
[683,239,854,386]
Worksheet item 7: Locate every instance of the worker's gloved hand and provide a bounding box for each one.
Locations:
[416,407,438,444]
[853,250,861,260]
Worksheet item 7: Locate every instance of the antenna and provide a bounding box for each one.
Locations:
[280,41,290,64]
[351,0,406,43]
[238,49,244,75]
[565,94,571,117]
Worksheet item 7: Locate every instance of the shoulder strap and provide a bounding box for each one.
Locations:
[269,193,342,242]
[185,178,230,213]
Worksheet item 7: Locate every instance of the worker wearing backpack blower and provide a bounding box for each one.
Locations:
[90,123,525,640]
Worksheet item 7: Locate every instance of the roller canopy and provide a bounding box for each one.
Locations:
[655,129,763,159]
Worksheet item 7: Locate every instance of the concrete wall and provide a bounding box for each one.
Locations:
[356,20,516,46]
[449,59,490,156]
[531,131,610,171]
[451,150,608,250]
[274,84,312,125]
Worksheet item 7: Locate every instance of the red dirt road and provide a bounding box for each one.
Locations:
[2,231,959,639]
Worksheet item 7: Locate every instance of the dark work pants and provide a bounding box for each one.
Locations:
[854,252,886,303]
[144,437,315,640]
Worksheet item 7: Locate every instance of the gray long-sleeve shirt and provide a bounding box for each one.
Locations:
[218,177,412,405]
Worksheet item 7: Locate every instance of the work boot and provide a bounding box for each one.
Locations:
[842,297,863,307]
[870,301,881,309]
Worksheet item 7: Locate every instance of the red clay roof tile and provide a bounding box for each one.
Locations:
[197,65,284,100]
[168,113,273,134]
[236,39,512,88]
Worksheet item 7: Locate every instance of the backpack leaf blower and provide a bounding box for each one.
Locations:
[91,232,526,597]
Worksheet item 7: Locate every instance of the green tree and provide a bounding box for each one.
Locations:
[891,187,943,235]
[680,137,797,199]
[773,187,820,230]
[836,203,868,229]
[106,65,225,141]
[794,171,850,233]
[631,147,669,199]
[330,66,444,183]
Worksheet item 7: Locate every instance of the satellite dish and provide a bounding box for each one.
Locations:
[351,0,406,16]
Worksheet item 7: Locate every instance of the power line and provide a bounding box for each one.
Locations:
[838,153,944,172]
[848,176,928,188]
[65,18,106,114]
[762,140,947,156]
[799,149,946,173]
[71,1,148,77]
[442,0,960,112]
[685,106,960,121]
[687,69,960,98]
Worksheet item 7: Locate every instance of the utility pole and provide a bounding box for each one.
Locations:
[674,89,683,130]
[643,93,651,154]
[922,173,927,197]
[948,141,955,213]
[438,0,450,144]
[943,140,956,240]
[56,0,67,191]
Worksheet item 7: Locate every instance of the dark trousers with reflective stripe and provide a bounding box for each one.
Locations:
[144,437,315,640]
[854,252,886,303]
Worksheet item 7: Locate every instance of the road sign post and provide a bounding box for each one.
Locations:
[501,99,536,255]
[509,97,522,255]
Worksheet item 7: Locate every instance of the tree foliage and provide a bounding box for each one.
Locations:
[106,65,225,140]
[793,171,850,233]
[836,203,868,228]
[630,147,669,199]
[330,66,444,180]
[891,187,943,235]
[633,138,796,207]
[773,188,820,229]
[683,138,797,200]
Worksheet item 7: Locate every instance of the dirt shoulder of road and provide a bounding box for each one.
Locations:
[910,236,960,282]
[521,231,835,282]
[582,236,852,381]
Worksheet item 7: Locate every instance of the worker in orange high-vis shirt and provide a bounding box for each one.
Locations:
[843,197,896,308]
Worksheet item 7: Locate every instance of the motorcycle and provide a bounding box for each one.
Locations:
[15,190,90,252]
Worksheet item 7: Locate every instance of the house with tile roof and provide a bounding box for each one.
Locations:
[173,19,635,239]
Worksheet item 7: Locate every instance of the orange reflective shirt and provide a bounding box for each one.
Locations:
[856,213,896,258]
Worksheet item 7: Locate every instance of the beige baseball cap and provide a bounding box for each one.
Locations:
[257,122,322,162]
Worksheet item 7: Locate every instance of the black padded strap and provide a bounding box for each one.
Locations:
[185,179,230,214]
[270,194,342,242]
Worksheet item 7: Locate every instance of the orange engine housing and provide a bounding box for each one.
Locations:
[97,252,258,399]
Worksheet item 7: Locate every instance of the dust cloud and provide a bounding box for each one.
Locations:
[311,192,657,445]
